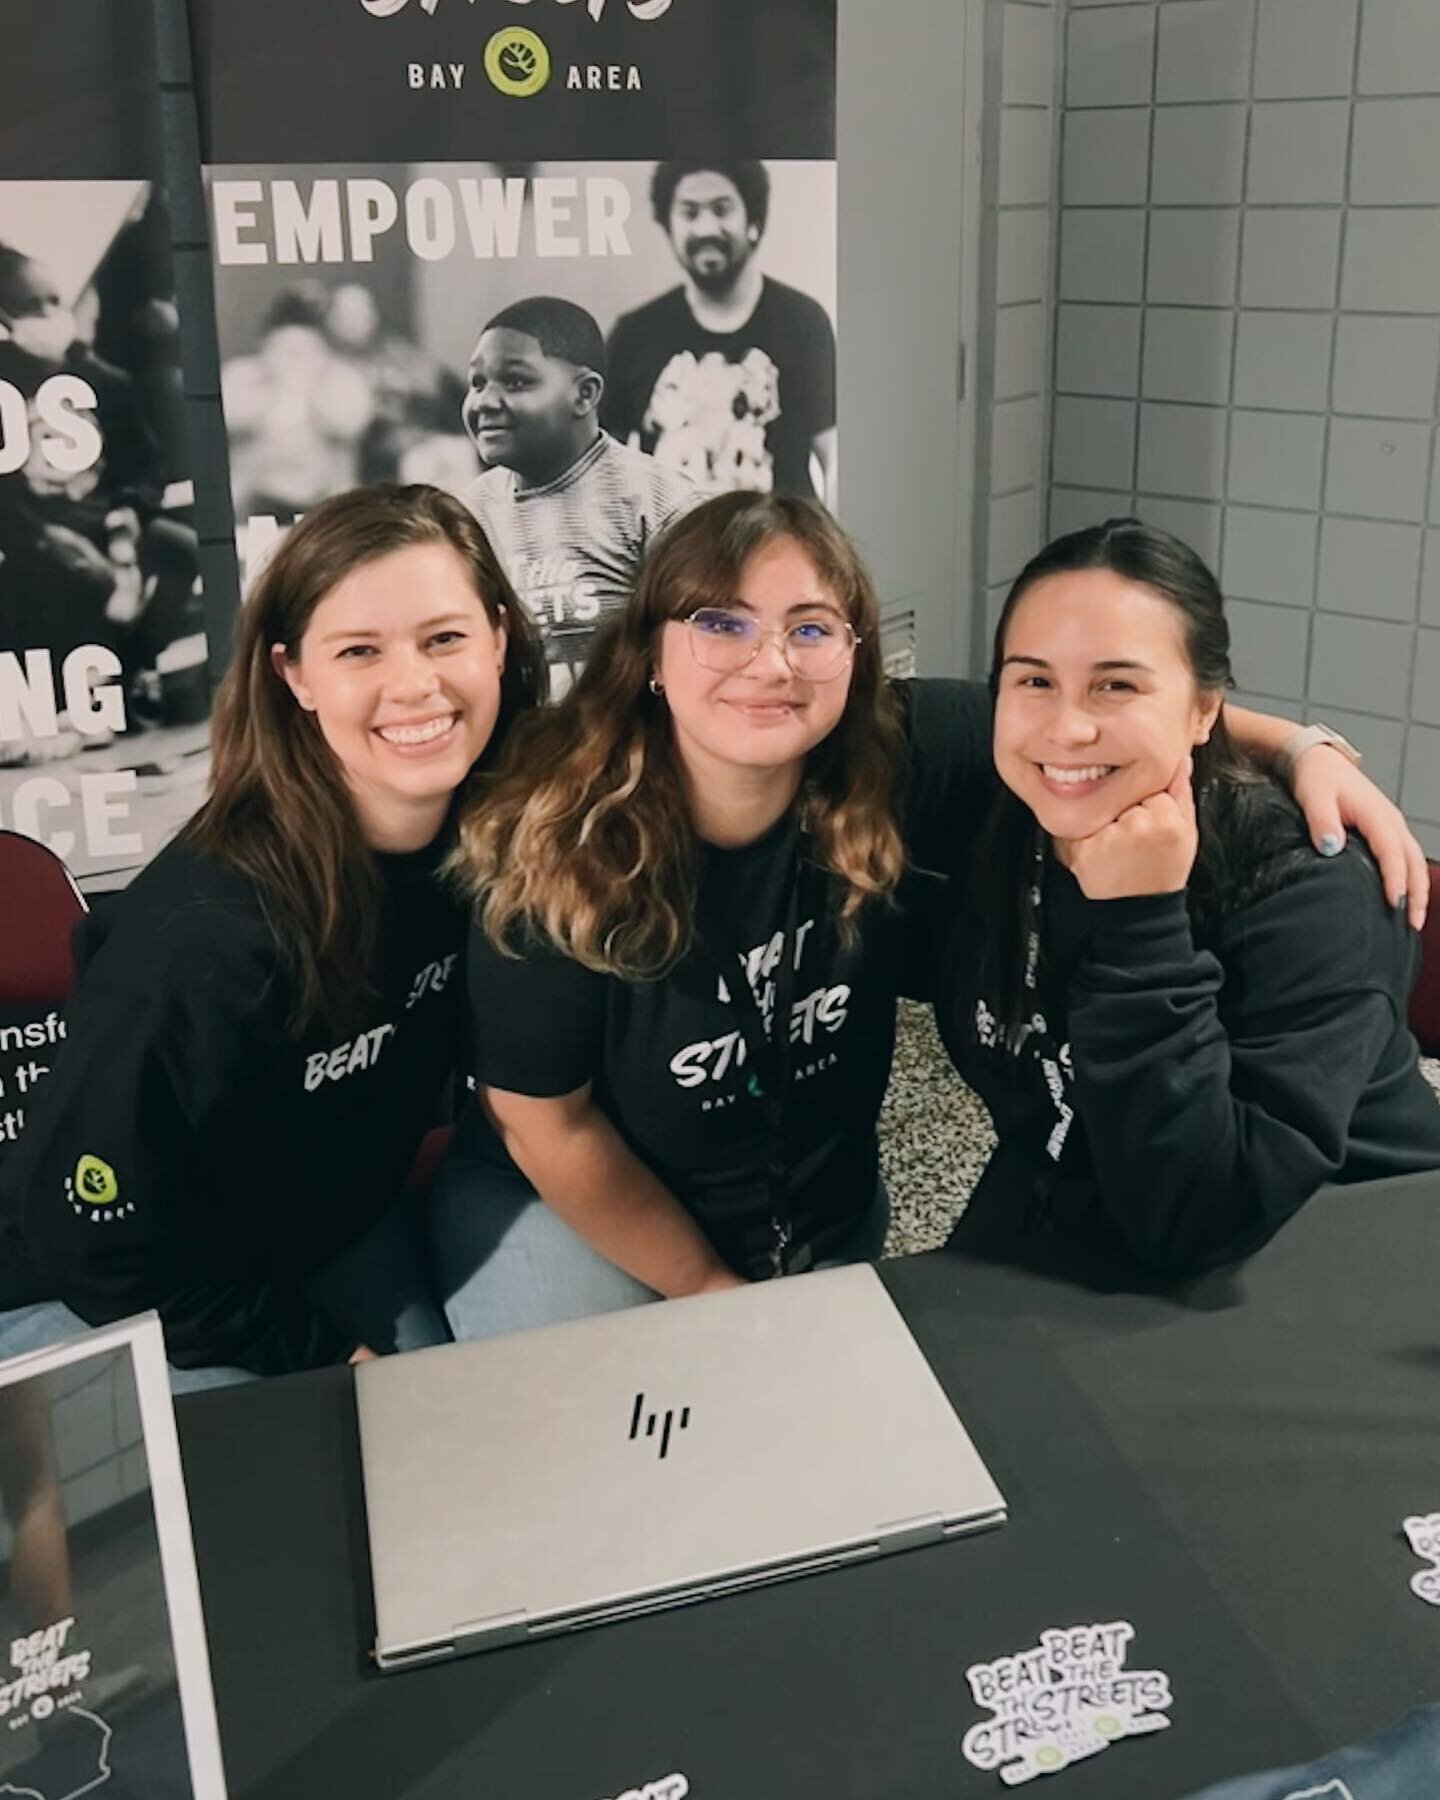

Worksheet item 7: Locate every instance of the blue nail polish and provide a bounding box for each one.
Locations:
[1319,835,1342,857]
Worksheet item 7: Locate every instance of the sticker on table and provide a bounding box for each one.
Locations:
[961,1620,1171,1786]
[1402,1513,1440,1605]
[595,1775,688,1800]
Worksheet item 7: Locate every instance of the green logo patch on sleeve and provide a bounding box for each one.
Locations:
[72,1155,119,1208]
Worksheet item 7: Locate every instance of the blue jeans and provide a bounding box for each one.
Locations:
[0,1197,450,1393]
[1182,1702,1440,1799]
[430,1109,891,1343]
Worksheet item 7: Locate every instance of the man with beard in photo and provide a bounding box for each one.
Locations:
[603,162,837,506]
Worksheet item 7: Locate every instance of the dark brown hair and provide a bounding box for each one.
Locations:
[452,490,907,977]
[183,483,546,1030]
[973,516,1302,1036]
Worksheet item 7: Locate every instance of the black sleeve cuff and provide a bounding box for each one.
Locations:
[1083,889,1195,964]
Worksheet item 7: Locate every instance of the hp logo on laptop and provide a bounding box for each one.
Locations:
[629,1393,690,1460]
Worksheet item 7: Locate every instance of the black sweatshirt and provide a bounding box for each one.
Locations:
[0,838,465,1374]
[936,803,1440,1277]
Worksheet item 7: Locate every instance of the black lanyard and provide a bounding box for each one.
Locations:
[698,854,808,1276]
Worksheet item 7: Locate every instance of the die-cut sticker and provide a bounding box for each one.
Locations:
[961,1620,1171,1786]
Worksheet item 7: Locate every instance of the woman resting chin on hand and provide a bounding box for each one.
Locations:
[1056,751,1200,903]
[933,518,1440,1280]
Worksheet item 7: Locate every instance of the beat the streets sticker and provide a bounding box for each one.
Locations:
[1403,1513,1440,1606]
[960,1619,1172,1786]
[594,1775,686,1800]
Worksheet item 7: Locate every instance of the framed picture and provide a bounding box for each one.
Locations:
[0,1313,227,1798]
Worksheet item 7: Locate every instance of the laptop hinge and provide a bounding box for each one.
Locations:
[454,1608,530,1649]
[874,1510,946,1553]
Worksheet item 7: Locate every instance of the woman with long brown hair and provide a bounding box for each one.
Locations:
[432,490,1423,1334]
[932,519,1440,1275]
[0,483,545,1387]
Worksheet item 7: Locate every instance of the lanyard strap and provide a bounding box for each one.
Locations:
[699,853,808,1273]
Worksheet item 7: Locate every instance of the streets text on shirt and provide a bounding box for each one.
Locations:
[668,916,850,1097]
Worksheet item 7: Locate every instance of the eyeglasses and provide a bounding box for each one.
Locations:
[680,607,860,681]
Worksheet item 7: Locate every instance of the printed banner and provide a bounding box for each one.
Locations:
[0,1316,228,1797]
[0,1,209,889]
[195,0,837,687]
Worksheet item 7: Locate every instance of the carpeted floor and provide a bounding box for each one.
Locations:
[878,999,1440,1257]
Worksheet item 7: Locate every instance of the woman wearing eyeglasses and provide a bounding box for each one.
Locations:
[432,491,1429,1333]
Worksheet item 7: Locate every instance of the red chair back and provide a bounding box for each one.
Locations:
[1411,861,1440,1058]
[0,831,88,1008]
[404,1124,455,1199]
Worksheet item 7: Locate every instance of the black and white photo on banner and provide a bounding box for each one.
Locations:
[0,180,207,889]
[210,159,837,686]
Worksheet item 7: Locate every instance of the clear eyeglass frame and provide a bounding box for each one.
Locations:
[680,607,861,681]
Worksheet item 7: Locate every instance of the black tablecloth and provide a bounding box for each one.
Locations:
[177,1172,1440,1799]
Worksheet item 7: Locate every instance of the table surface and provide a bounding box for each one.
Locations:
[176,1171,1440,1800]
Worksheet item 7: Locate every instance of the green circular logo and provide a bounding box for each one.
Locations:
[1094,1714,1125,1740]
[74,1154,118,1207]
[1035,1746,1065,1770]
[484,26,551,97]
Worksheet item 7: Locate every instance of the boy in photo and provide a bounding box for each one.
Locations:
[460,295,697,690]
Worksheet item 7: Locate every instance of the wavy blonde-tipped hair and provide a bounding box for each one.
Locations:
[451,490,908,978]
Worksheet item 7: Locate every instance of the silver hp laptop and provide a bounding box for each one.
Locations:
[357,1264,1006,1670]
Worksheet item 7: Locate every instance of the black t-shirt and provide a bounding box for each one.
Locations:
[467,678,995,1280]
[934,795,1440,1277]
[0,837,466,1375]
[602,278,837,499]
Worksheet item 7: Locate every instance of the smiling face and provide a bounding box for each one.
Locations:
[656,534,854,798]
[275,540,507,852]
[993,568,1222,843]
[667,171,755,294]
[462,326,597,483]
